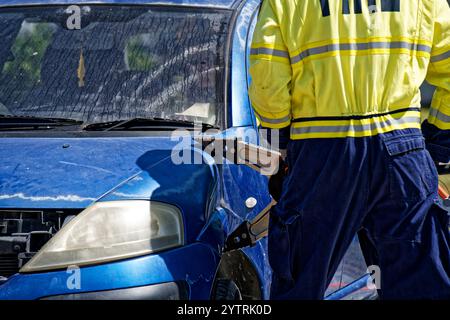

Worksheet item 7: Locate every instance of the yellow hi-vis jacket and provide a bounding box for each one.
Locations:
[249,0,450,140]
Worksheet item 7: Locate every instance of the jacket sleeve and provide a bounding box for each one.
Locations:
[248,0,292,130]
[422,0,450,163]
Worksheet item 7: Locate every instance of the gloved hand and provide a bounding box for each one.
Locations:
[268,155,288,202]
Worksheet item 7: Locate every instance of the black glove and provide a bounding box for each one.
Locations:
[268,157,288,202]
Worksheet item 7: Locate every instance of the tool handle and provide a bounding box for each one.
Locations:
[438,185,449,200]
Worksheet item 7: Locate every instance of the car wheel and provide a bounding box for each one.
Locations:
[213,279,242,300]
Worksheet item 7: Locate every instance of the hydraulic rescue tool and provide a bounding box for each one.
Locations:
[195,136,285,252]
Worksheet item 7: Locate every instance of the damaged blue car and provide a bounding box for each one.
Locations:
[0,0,436,300]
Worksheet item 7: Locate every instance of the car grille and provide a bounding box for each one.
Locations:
[0,209,81,279]
[0,254,19,277]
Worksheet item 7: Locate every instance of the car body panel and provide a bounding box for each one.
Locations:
[0,136,179,209]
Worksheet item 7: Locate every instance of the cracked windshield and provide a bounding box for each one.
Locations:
[0,6,231,128]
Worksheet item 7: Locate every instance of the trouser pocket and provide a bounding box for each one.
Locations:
[268,214,293,282]
[383,133,438,202]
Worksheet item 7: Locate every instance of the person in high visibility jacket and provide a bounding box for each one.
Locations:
[250,0,450,299]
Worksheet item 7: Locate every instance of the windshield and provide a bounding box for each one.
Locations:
[0,5,231,128]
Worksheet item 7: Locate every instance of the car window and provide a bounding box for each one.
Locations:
[0,6,232,128]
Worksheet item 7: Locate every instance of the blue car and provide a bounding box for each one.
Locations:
[0,0,442,300]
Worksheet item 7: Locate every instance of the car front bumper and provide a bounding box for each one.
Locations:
[0,243,218,300]
[41,281,189,300]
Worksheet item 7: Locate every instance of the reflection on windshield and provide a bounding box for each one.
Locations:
[0,6,231,127]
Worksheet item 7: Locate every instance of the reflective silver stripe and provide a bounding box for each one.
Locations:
[250,47,290,59]
[291,41,432,64]
[291,116,420,135]
[431,50,450,63]
[254,110,291,125]
[429,108,450,123]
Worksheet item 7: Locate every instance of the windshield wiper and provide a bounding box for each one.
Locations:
[0,114,83,130]
[83,118,219,132]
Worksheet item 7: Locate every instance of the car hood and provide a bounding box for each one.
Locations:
[0,136,217,210]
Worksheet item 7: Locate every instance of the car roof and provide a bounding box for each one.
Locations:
[0,0,241,10]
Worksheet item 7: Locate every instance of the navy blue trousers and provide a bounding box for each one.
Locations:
[269,129,450,299]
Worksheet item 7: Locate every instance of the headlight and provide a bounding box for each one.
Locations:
[20,201,184,273]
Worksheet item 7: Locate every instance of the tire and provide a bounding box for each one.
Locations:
[213,279,242,300]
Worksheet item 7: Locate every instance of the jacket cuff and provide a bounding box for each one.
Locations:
[422,120,450,163]
[426,142,450,163]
